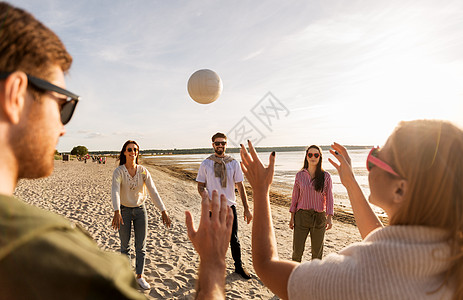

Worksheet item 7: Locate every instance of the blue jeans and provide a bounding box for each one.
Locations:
[119,205,147,275]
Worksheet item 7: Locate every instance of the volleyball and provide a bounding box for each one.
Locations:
[187,69,223,104]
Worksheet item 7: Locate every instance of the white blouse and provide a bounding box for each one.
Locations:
[111,165,166,212]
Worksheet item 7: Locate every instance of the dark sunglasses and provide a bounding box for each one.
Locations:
[366,147,400,177]
[307,153,320,158]
[127,147,139,153]
[214,141,227,146]
[0,71,80,125]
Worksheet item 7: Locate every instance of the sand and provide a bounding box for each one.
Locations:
[14,157,363,299]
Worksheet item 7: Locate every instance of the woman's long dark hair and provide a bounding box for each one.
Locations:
[302,145,325,193]
[118,140,139,166]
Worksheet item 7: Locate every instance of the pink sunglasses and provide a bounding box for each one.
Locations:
[366,147,400,177]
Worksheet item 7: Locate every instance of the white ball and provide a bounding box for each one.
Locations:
[187,69,223,104]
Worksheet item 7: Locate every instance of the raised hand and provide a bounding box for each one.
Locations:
[185,190,233,265]
[239,140,275,194]
[328,142,355,188]
[329,142,382,238]
[185,190,233,299]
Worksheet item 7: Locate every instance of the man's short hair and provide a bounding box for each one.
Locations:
[211,132,227,142]
[0,2,72,80]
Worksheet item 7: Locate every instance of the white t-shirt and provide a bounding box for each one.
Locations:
[196,157,244,206]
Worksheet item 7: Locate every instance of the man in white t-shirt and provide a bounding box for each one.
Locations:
[196,132,253,279]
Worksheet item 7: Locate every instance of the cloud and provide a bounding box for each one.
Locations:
[111,131,146,138]
[85,132,104,139]
[242,49,264,61]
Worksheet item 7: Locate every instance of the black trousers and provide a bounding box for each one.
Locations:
[210,205,242,268]
[230,205,242,268]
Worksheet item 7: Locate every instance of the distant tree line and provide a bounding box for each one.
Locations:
[83,145,371,156]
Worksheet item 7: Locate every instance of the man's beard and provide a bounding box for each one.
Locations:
[11,109,55,179]
[215,148,224,155]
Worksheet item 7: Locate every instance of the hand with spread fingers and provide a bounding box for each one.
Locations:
[185,190,233,300]
[328,142,382,238]
[239,141,275,193]
[328,142,355,188]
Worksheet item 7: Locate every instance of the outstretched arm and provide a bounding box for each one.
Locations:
[240,141,298,300]
[328,143,383,239]
[144,168,171,228]
[185,190,233,300]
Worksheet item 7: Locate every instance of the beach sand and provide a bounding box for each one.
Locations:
[14,157,363,299]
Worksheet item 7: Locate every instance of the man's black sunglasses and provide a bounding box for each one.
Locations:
[0,71,80,125]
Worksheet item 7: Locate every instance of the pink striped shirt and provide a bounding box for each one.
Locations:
[289,169,334,216]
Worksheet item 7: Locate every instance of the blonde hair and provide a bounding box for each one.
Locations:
[388,120,463,299]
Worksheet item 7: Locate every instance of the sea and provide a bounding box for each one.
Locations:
[146,148,386,216]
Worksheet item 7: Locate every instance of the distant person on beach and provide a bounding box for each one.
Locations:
[289,145,334,261]
[239,120,462,299]
[111,140,171,290]
[196,132,253,279]
[0,3,146,298]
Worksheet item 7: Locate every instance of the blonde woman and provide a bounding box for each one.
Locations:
[240,120,462,299]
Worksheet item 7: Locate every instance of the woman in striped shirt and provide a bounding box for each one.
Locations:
[289,145,334,261]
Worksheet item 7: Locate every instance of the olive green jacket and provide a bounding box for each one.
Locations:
[0,194,146,299]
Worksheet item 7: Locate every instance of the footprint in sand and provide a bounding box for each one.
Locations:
[151,288,166,298]
[184,268,195,275]
[227,290,242,298]
[159,239,171,248]
[162,278,180,291]
[174,275,189,285]
[149,270,160,278]
[156,263,174,273]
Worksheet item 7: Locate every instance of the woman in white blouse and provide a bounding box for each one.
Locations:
[111,140,171,290]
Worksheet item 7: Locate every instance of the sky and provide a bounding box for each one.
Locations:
[15,0,463,152]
